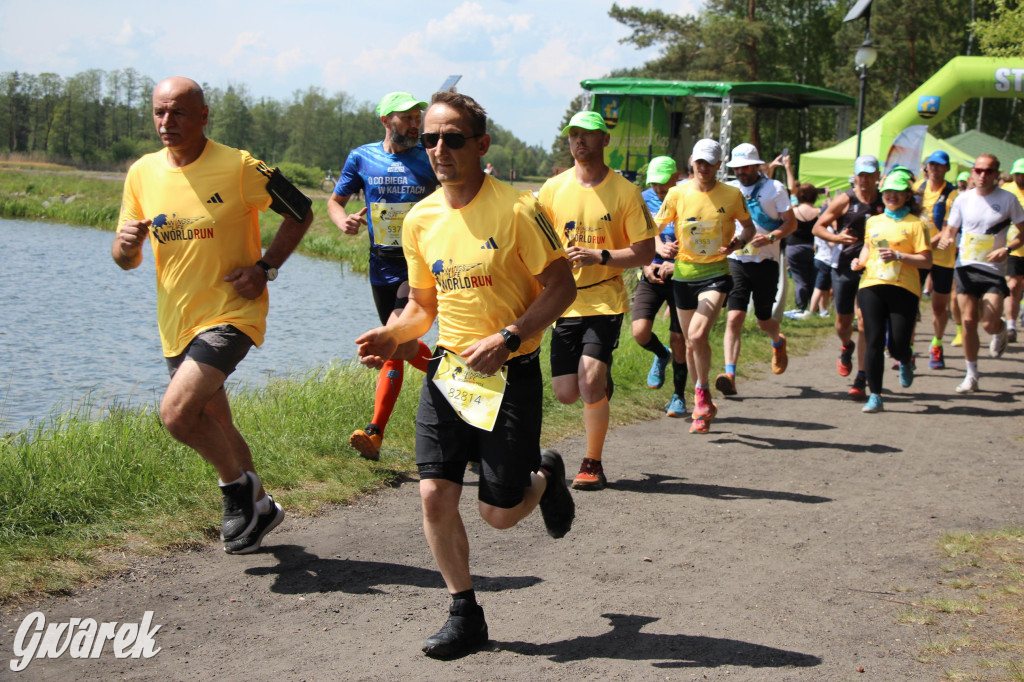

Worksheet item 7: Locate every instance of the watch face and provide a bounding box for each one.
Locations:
[266,268,278,281]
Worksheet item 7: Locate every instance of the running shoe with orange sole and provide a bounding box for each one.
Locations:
[689,401,718,434]
[350,425,382,461]
[771,334,788,374]
[572,457,607,490]
[837,341,855,377]
[714,372,737,396]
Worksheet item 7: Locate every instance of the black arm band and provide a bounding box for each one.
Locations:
[266,168,312,222]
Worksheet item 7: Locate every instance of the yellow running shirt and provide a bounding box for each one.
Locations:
[655,181,750,281]
[859,213,930,297]
[404,175,567,357]
[539,168,656,317]
[915,180,959,268]
[1002,182,1024,257]
[118,141,274,356]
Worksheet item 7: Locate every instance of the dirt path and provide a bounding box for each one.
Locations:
[4,310,1022,681]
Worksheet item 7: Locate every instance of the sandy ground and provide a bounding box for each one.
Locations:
[3,308,1022,681]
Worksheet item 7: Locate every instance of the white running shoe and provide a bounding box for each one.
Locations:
[955,376,979,394]
[989,326,1009,358]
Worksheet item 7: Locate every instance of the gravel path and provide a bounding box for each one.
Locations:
[4,309,1022,681]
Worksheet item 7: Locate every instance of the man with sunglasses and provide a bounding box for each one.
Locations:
[328,92,439,461]
[539,111,657,491]
[356,91,577,659]
[939,153,1024,393]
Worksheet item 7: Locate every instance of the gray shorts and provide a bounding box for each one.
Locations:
[165,325,254,378]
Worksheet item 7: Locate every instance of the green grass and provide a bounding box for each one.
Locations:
[900,527,1024,680]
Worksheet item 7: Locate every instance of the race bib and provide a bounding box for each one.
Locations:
[370,201,415,248]
[681,220,722,257]
[962,232,994,263]
[431,352,507,432]
[870,257,901,283]
[737,240,761,257]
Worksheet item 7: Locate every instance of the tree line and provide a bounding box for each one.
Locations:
[0,69,555,180]
[590,0,1022,172]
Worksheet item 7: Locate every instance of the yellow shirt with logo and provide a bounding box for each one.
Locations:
[915,179,959,268]
[655,181,750,281]
[118,141,274,356]
[1002,181,1024,258]
[539,168,657,317]
[404,175,567,357]
[859,213,930,297]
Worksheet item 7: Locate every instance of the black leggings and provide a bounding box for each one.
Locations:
[856,285,919,395]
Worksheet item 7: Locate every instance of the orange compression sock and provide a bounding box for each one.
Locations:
[370,359,404,434]
[583,397,610,461]
[408,341,433,372]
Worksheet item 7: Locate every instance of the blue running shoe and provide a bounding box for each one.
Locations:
[647,354,669,389]
[665,393,686,417]
[862,393,884,413]
[898,355,915,388]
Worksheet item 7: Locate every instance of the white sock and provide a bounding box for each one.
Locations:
[255,494,271,514]
[1007,319,1016,331]
[218,472,246,487]
[966,361,978,378]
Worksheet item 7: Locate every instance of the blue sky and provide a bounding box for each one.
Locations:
[0,0,701,149]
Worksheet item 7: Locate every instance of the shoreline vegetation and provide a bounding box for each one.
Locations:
[0,165,835,601]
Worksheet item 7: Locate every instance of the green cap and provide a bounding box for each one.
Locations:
[646,156,678,185]
[377,92,427,117]
[880,173,910,192]
[957,171,970,183]
[561,111,609,135]
[1012,158,1024,175]
[890,165,914,179]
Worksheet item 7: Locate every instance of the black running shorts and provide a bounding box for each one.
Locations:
[416,348,542,509]
[549,314,623,377]
[165,325,254,378]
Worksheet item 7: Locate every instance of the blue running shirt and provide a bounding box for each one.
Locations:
[335,142,438,285]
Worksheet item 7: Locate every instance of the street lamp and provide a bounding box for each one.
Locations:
[844,0,877,158]
[854,39,878,157]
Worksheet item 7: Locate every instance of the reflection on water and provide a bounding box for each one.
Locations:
[0,218,435,432]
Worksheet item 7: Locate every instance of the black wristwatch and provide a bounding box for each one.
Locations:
[499,328,521,352]
[600,249,611,265]
[256,259,278,282]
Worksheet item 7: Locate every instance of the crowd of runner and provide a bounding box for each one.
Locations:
[114,76,1024,660]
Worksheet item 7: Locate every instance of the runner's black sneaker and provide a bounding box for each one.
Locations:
[539,449,575,539]
[224,495,285,555]
[220,471,258,542]
[422,599,488,659]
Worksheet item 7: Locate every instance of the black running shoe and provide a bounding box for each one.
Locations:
[224,495,285,555]
[220,472,258,542]
[422,600,488,659]
[539,449,575,539]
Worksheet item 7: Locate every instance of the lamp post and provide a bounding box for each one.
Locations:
[844,0,877,158]
[854,39,878,157]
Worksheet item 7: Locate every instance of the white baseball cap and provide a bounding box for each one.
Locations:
[691,139,722,164]
[725,143,764,168]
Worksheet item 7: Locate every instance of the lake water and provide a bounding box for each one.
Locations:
[0,218,434,432]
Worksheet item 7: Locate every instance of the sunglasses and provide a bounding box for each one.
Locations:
[973,167,998,175]
[420,132,481,150]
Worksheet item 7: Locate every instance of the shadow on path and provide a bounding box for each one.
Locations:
[612,473,831,503]
[498,613,822,669]
[246,545,541,595]
[710,433,901,454]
